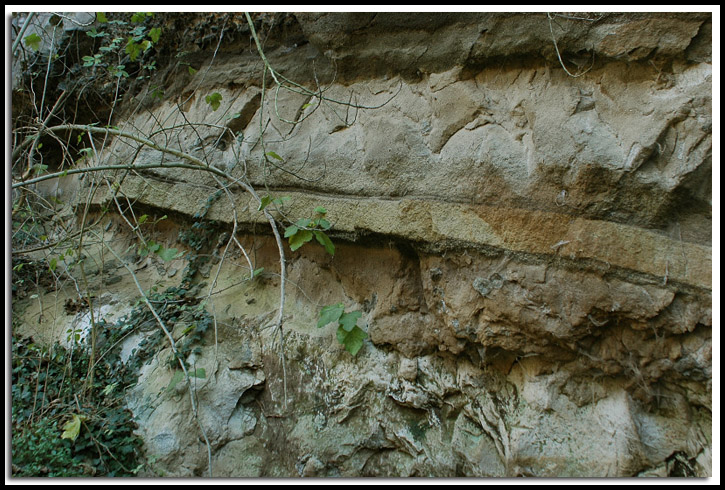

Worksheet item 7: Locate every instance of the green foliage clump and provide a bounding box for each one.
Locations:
[79,12,161,80]
[318,303,367,356]
[284,206,335,255]
[11,331,145,477]
[11,417,85,477]
[178,189,223,286]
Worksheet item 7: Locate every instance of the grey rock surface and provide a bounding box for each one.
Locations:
[12,11,712,478]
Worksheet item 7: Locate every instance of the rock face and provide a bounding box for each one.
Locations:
[13,12,712,477]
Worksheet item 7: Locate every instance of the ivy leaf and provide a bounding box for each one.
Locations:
[205,92,222,111]
[130,12,148,23]
[338,310,362,332]
[23,33,42,52]
[125,39,142,61]
[318,303,344,328]
[336,325,367,356]
[149,27,161,43]
[313,230,335,256]
[86,28,108,38]
[61,414,85,442]
[288,229,313,251]
[101,382,118,396]
[157,247,178,262]
[166,370,184,392]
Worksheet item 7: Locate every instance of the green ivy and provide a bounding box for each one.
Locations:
[205,92,222,111]
[11,327,145,476]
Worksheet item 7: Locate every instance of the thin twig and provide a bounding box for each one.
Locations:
[91,231,214,477]
[546,12,595,78]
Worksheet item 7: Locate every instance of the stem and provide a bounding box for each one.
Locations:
[11,12,37,56]
[93,232,214,477]
[245,12,279,86]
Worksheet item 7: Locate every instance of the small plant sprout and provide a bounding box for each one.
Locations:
[284,206,335,255]
[318,303,367,356]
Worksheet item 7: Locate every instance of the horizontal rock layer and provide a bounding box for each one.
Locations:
[15,11,712,478]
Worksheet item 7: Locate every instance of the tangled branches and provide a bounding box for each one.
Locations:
[11,11,399,476]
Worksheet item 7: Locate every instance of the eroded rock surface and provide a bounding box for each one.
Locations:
[12,11,712,477]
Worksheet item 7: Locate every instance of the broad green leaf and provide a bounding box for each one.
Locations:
[86,28,108,38]
[288,229,313,251]
[338,310,362,332]
[125,39,141,61]
[96,12,108,23]
[252,267,264,277]
[166,370,185,392]
[188,65,197,75]
[138,214,149,225]
[283,225,298,238]
[295,218,312,228]
[336,325,367,356]
[265,151,284,161]
[317,218,331,230]
[157,247,178,262]
[149,27,161,43]
[190,367,206,379]
[131,12,148,23]
[258,195,272,211]
[23,33,42,51]
[205,92,222,111]
[49,257,57,271]
[61,414,84,442]
[313,230,335,256]
[314,206,327,215]
[318,303,344,328]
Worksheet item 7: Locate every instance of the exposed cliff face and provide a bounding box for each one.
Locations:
[12,12,712,477]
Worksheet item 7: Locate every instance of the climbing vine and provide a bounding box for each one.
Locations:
[11,10,393,477]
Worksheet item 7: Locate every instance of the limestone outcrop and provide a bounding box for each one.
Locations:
[12,11,712,477]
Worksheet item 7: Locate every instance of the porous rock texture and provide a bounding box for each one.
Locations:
[14,12,712,477]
